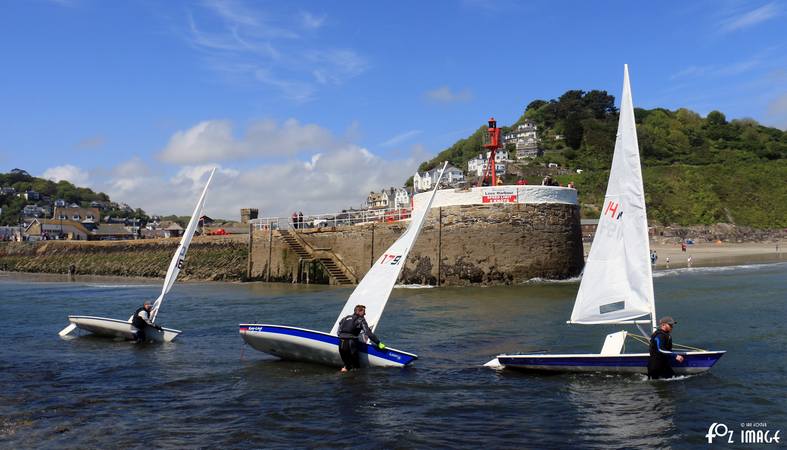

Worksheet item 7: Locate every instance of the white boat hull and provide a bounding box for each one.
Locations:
[239,324,417,368]
[67,315,181,343]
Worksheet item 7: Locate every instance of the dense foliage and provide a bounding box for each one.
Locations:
[415,91,787,228]
[0,169,148,225]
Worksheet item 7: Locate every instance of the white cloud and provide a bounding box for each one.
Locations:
[75,135,106,150]
[94,145,418,219]
[425,86,473,103]
[719,2,780,33]
[158,118,337,164]
[181,2,366,101]
[766,93,787,130]
[300,11,326,29]
[42,164,89,186]
[380,130,423,147]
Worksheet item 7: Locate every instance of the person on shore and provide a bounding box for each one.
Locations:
[131,301,161,343]
[665,256,670,268]
[337,304,385,372]
[291,212,297,229]
[687,255,692,267]
[648,316,685,379]
[298,211,304,229]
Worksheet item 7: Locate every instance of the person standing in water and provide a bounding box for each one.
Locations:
[337,305,385,372]
[648,316,685,379]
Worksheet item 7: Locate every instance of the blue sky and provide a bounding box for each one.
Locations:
[0,0,785,218]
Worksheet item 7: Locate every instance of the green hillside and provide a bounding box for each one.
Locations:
[416,90,787,228]
[0,169,148,226]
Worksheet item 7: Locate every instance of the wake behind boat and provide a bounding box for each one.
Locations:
[486,66,724,375]
[240,163,448,368]
[58,168,216,343]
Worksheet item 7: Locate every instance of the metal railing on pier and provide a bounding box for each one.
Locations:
[250,207,412,231]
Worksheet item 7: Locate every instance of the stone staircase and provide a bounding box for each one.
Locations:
[277,229,357,285]
[278,229,311,259]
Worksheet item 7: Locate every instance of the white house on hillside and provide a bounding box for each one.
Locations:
[366,187,411,209]
[413,164,465,192]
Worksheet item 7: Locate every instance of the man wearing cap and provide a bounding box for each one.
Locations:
[648,316,685,379]
[336,304,386,372]
[131,301,162,343]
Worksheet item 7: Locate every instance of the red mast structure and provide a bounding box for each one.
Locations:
[480,117,502,187]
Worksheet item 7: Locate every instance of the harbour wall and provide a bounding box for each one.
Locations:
[0,235,248,281]
[249,186,584,285]
[0,186,585,285]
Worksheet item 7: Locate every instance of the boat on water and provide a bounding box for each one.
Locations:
[486,66,725,375]
[58,168,216,343]
[240,163,448,368]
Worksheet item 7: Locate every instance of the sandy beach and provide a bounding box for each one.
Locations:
[585,240,787,269]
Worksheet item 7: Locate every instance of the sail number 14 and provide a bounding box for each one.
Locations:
[380,254,402,265]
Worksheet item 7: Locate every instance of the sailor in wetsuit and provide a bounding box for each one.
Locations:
[131,301,162,343]
[337,304,386,372]
[648,316,685,379]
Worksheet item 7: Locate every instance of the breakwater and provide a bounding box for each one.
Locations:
[0,235,248,281]
[1,186,586,285]
[249,202,584,286]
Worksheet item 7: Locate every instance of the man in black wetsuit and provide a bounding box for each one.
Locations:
[648,316,685,379]
[337,304,386,372]
[131,301,161,343]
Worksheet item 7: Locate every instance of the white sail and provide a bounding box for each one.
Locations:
[570,65,655,325]
[329,162,448,334]
[150,168,216,322]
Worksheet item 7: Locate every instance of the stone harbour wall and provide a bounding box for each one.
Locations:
[0,235,248,281]
[249,203,584,286]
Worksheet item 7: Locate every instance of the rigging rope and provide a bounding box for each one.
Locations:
[626,333,708,352]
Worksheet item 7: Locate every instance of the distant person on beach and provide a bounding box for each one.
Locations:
[131,301,161,343]
[687,255,692,267]
[337,304,385,372]
[648,316,685,380]
[681,242,687,252]
[298,211,304,229]
[291,212,297,229]
[666,256,670,268]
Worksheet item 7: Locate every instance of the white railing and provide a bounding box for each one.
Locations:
[250,206,413,231]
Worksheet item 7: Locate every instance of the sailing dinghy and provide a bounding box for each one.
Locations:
[58,168,216,343]
[240,163,448,368]
[485,66,724,374]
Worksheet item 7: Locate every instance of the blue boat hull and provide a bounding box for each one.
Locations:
[239,324,417,368]
[495,351,725,374]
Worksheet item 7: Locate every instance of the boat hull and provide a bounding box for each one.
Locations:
[494,351,725,374]
[239,324,417,368]
[68,315,181,343]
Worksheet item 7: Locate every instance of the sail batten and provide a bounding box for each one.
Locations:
[150,168,215,322]
[329,162,448,335]
[570,65,655,325]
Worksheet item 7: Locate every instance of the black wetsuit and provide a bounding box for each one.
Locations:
[648,329,679,379]
[337,314,380,369]
[131,306,151,343]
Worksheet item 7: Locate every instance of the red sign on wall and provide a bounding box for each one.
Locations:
[481,188,517,203]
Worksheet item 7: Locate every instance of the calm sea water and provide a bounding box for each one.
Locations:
[1,263,785,449]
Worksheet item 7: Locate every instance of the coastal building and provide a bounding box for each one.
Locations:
[504,120,543,158]
[20,190,40,201]
[24,219,91,240]
[22,204,49,218]
[366,191,388,209]
[92,223,135,240]
[53,207,100,224]
[413,164,465,192]
[1,187,16,196]
[160,221,184,238]
[241,208,259,224]
[54,199,66,207]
